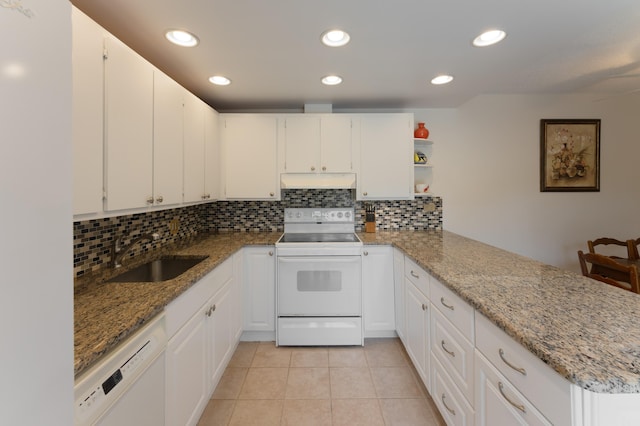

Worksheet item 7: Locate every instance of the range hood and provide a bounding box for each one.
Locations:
[280,173,356,189]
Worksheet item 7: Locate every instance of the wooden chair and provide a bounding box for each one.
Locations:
[587,237,630,259]
[577,250,640,293]
[627,238,640,260]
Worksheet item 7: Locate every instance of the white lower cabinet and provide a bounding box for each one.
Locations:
[242,246,275,339]
[433,355,475,426]
[165,257,239,426]
[393,248,406,343]
[475,350,550,426]
[362,246,396,337]
[405,279,431,391]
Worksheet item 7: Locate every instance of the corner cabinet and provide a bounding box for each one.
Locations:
[220,114,279,200]
[358,113,414,200]
[414,138,435,197]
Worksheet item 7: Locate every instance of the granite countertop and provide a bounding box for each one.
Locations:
[359,231,640,394]
[74,232,281,377]
[75,230,640,394]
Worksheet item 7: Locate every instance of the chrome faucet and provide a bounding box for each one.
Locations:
[112,232,159,268]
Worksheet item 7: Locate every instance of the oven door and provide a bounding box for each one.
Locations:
[277,256,361,316]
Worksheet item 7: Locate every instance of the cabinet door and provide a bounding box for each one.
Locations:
[153,70,184,207]
[242,247,275,331]
[405,280,430,391]
[475,351,551,426]
[72,7,104,215]
[222,115,278,199]
[283,116,320,173]
[321,115,354,173]
[104,35,154,211]
[207,281,233,394]
[165,305,208,426]
[362,246,395,335]
[183,91,207,203]
[204,107,220,201]
[393,248,406,343]
[359,114,413,200]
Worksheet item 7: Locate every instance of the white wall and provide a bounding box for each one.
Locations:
[414,93,640,271]
[0,1,73,424]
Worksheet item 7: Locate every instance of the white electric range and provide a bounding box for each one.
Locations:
[275,208,364,346]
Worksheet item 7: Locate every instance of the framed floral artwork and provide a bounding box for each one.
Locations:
[540,119,600,192]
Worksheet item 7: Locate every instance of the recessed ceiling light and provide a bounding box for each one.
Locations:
[321,75,343,85]
[165,29,199,47]
[321,29,350,47]
[431,75,454,85]
[209,75,231,86]
[472,29,506,47]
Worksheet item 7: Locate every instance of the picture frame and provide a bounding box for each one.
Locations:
[540,119,600,192]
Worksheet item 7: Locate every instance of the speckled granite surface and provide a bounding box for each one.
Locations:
[359,231,640,394]
[74,232,281,377]
[75,230,640,394]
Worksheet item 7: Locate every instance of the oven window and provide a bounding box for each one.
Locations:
[296,271,342,292]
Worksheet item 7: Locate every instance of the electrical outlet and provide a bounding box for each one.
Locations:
[423,202,436,212]
[169,218,180,235]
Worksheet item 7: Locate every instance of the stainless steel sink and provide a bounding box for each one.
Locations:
[106,255,208,283]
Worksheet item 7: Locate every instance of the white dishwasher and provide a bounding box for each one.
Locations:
[74,314,167,426]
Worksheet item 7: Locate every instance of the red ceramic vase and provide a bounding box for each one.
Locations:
[414,122,429,139]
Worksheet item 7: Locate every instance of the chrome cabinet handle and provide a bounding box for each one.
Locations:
[421,303,427,311]
[440,297,454,311]
[146,196,154,204]
[499,348,527,375]
[211,304,216,312]
[410,270,419,279]
[268,251,273,256]
[498,382,526,413]
[363,251,368,256]
[441,394,456,415]
[310,166,315,171]
[205,306,212,317]
[322,166,326,171]
[270,192,275,197]
[156,196,163,203]
[363,192,368,196]
[441,340,455,357]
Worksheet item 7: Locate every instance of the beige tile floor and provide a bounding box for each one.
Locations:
[197,338,446,426]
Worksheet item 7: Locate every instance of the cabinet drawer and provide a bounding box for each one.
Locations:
[431,306,474,405]
[432,355,475,426]
[166,257,233,338]
[431,277,474,342]
[475,350,551,426]
[404,256,429,298]
[475,313,572,426]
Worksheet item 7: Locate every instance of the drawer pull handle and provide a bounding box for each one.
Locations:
[499,348,527,376]
[440,297,454,310]
[268,251,273,256]
[410,270,420,279]
[363,251,368,256]
[441,340,455,357]
[421,303,427,311]
[441,394,456,416]
[498,382,526,413]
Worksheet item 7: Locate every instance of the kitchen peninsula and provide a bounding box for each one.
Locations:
[74,230,640,424]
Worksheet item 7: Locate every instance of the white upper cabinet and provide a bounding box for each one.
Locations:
[153,70,184,207]
[183,91,206,203]
[358,113,413,200]
[282,114,354,173]
[221,114,279,200]
[72,7,104,215]
[103,35,154,211]
[204,107,220,201]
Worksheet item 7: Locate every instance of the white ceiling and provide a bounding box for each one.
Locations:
[71,0,640,112]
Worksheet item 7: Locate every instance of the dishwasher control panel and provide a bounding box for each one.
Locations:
[74,315,166,425]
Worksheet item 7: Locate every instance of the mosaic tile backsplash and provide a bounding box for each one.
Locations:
[73,189,442,277]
